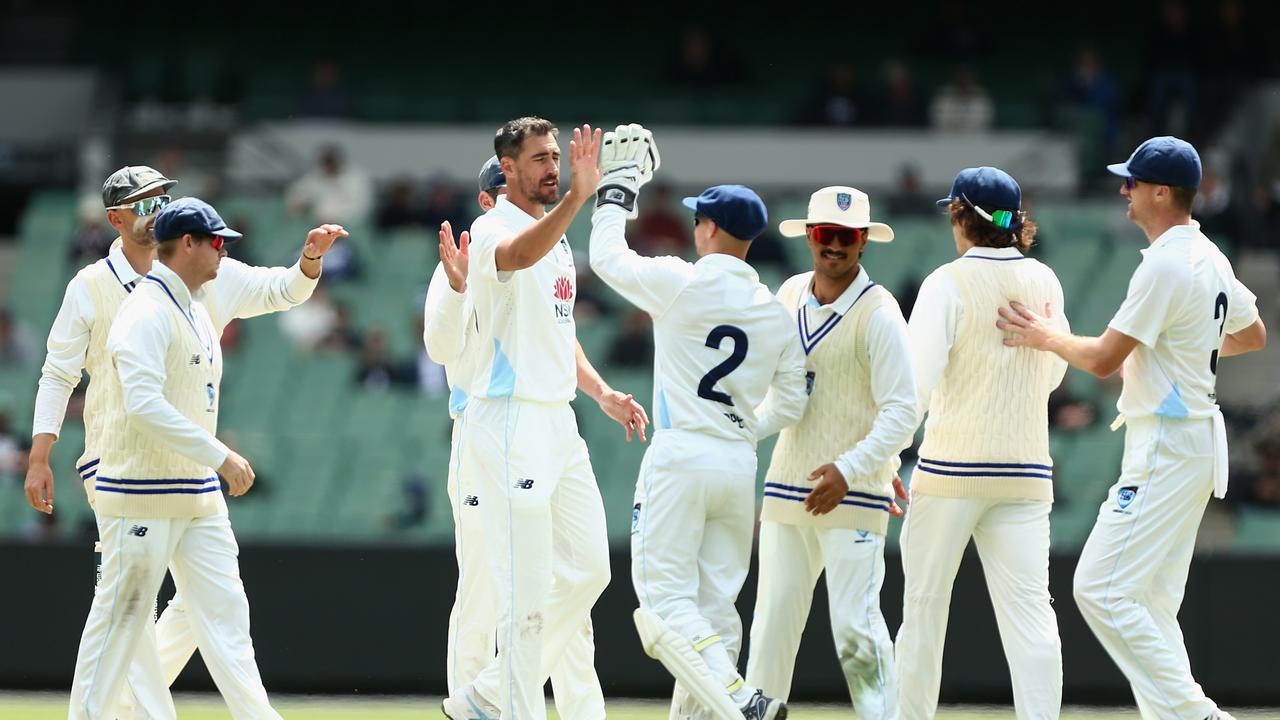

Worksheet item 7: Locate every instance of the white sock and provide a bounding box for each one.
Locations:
[698,642,754,706]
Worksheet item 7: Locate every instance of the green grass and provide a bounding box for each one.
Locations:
[10,694,1280,719]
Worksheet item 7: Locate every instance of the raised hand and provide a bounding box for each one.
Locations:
[438,221,469,293]
[303,223,349,259]
[596,123,660,219]
[569,124,603,203]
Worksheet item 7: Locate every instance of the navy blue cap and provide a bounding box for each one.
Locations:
[153,197,242,242]
[478,155,506,193]
[1107,136,1201,189]
[681,185,768,241]
[936,166,1022,213]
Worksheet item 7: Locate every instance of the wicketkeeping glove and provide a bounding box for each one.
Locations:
[596,123,661,219]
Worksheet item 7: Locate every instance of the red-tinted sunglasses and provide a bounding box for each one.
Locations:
[199,234,227,251]
[808,224,869,247]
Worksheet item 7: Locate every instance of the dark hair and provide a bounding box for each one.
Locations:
[1170,186,1197,213]
[482,188,501,202]
[494,117,557,160]
[948,198,1037,253]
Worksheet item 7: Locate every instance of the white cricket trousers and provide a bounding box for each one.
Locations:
[747,522,896,720]
[70,514,279,720]
[117,595,199,720]
[896,495,1061,720]
[446,413,606,720]
[462,398,611,720]
[1073,415,1223,720]
[630,430,757,703]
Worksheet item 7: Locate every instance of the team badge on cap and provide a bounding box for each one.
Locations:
[836,192,852,211]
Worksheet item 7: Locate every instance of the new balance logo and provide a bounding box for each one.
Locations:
[514,478,535,490]
[189,354,202,365]
[128,525,149,537]
[463,495,479,507]
[605,188,626,203]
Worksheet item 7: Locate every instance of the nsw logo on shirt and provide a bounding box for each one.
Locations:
[553,276,574,324]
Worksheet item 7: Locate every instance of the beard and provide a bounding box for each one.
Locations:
[523,175,560,206]
[129,215,159,248]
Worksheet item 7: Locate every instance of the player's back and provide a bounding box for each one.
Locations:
[651,255,797,445]
[1113,225,1258,420]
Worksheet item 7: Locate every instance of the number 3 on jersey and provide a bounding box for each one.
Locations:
[1210,291,1228,375]
[698,325,748,406]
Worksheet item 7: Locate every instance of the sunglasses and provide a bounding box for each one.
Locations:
[197,234,227,251]
[1123,176,1142,191]
[108,194,171,216]
[808,224,868,247]
[693,214,707,228]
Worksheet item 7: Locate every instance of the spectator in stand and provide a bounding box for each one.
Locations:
[354,329,402,391]
[1059,46,1120,157]
[0,411,21,486]
[930,64,994,133]
[1201,0,1266,140]
[661,26,749,86]
[605,310,654,370]
[68,195,116,265]
[1048,379,1099,432]
[375,177,428,232]
[318,301,364,353]
[421,176,470,236]
[280,284,338,354]
[887,163,937,217]
[298,60,351,119]
[872,60,928,128]
[1143,0,1198,137]
[0,308,35,367]
[286,144,373,226]
[633,183,692,256]
[795,61,870,127]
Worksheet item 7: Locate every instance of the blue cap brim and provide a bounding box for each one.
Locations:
[935,196,955,208]
[215,228,243,240]
[1106,162,1132,178]
[681,197,699,212]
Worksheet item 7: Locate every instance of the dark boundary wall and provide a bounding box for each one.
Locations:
[2,542,1277,705]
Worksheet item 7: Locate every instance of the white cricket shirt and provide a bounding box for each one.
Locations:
[423,262,478,418]
[1108,223,1258,419]
[466,196,578,404]
[590,204,807,445]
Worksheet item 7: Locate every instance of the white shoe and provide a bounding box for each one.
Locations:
[441,685,499,720]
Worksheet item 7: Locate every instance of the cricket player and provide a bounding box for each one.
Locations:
[745,186,916,720]
[25,166,344,719]
[588,124,808,720]
[427,155,606,720]
[67,197,346,720]
[999,137,1266,720]
[442,118,648,720]
[896,167,1068,720]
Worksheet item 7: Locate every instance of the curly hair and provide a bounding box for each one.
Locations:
[947,197,1037,253]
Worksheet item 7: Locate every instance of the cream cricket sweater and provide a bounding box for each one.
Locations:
[74,258,135,505]
[95,264,228,518]
[913,250,1067,501]
[761,272,915,535]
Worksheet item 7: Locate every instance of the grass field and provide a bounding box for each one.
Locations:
[8,694,1280,720]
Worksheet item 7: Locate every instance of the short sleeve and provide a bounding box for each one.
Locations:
[1108,254,1182,347]
[467,215,513,285]
[1224,276,1259,335]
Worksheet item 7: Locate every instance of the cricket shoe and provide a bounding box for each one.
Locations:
[441,685,498,720]
[740,689,786,720]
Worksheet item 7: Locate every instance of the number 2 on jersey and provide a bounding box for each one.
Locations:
[1210,291,1228,375]
[697,325,748,406]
